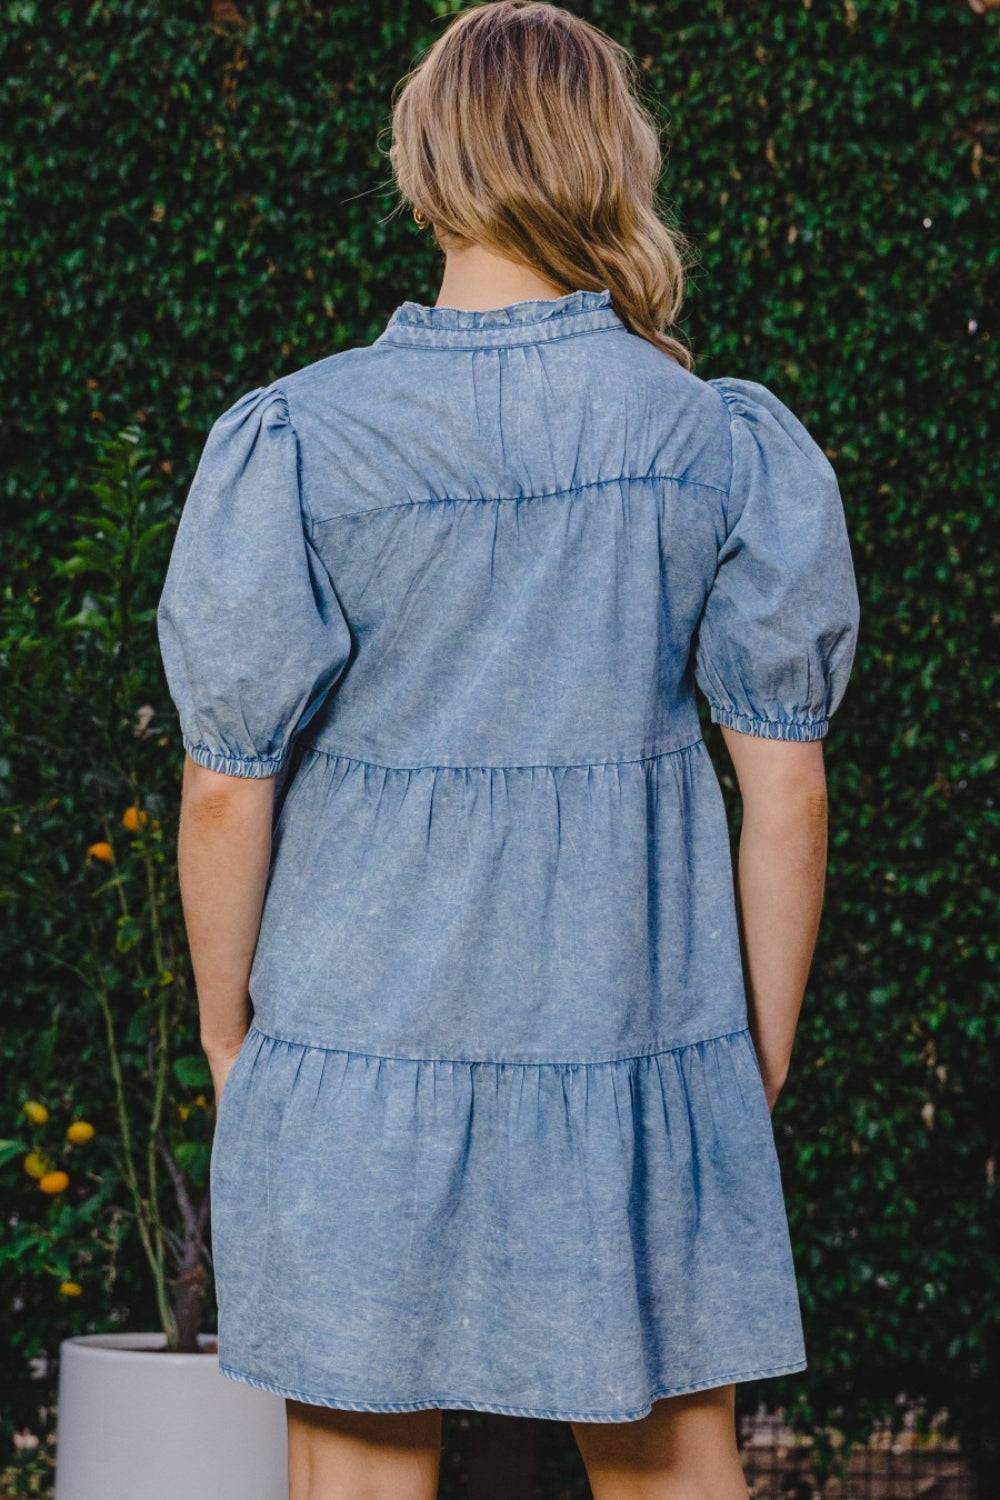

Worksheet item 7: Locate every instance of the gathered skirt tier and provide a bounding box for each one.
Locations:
[210,1020,807,1422]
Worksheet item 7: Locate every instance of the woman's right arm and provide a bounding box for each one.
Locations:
[691,380,860,1111]
[720,730,829,1112]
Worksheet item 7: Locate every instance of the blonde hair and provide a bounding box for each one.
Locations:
[389,1,692,368]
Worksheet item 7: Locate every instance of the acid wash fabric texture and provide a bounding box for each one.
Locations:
[157,288,860,1422]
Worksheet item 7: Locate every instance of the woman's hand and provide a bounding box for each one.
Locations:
[206,1036,247,1112]
[762,1067,788,1115]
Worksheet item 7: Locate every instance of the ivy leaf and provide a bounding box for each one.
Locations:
[172,1055,211,1089]
[174,1142,212,1186]
[0,1140,28,1169]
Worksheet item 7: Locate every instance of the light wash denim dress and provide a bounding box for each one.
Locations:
[157,288,860,1422]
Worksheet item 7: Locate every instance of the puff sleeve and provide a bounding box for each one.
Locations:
[157,384,351,777]
[694,378,860,741]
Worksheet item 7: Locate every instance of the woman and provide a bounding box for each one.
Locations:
[157,3,860,1496]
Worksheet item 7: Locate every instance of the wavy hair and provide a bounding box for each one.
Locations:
[388,1,692,367]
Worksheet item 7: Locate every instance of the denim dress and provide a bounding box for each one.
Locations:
[157,288,860,1422]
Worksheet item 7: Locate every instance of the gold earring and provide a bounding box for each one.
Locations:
[413,207,427,229]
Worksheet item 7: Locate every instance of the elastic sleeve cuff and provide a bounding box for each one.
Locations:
[708,705,829,742]
[182,737,290,779]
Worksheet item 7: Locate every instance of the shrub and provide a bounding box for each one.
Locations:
[2,429,217,1376]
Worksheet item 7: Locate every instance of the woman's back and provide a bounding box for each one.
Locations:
[159,287,857,1074]
[300,290,716,768]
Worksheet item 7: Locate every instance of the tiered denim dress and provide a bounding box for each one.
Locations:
[157,288,860,1422]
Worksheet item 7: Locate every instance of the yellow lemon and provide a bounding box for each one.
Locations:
[194,1094,208,1110]
[59,1281,83,1298]
[86,841,114,864]
[23,1152,51,1179]
[23,1100,49,1125]
[39,1170,70,1195]
[121,806,150,833]
[66,1121,95,1145]
[177,1104,191,1121]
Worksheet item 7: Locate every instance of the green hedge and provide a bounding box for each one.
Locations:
[2,1,997,1491]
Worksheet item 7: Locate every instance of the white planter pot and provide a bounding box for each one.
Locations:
[55,1333,287,1500]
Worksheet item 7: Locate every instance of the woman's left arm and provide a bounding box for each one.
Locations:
[177,756,275,1103]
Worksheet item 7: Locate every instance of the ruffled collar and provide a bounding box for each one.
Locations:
[376,288,624,349]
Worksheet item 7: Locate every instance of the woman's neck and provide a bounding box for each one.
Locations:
[435,241,564,311]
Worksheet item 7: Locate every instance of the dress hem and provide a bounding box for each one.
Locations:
[217,1357,808,1424]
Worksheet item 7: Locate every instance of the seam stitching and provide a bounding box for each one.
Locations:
[266,380,323,534]
[183,737,288,772]
[241,1021,752,1069]
[375,320,622,352]
[708,377,739,533]
[311,470,727,528]
[709,704,829,739]
[299,739,705,774]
